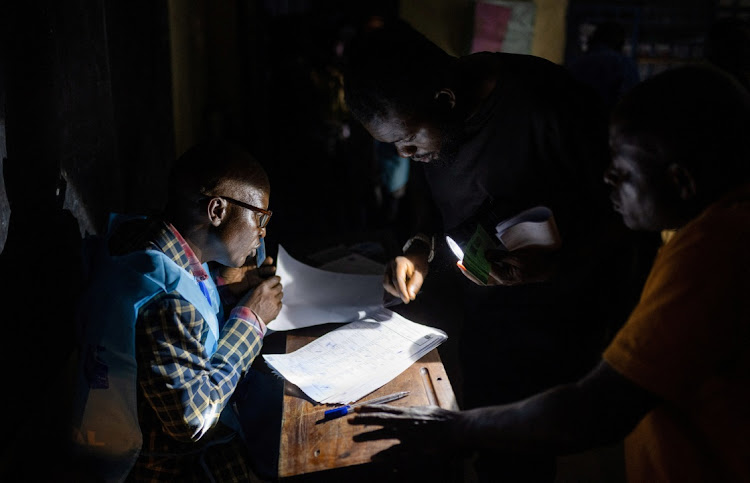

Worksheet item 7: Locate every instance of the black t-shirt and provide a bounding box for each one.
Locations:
[421,52,617,306]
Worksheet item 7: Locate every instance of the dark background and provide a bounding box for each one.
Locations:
[0,1,747,480]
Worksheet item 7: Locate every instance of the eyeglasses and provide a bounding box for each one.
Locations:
[202,195,272,228]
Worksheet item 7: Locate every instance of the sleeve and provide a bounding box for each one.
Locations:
[135,292,263,442]
[603,220,746,403]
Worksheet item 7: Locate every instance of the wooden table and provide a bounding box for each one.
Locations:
[277,324,460,481]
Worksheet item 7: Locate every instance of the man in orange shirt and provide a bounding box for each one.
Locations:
[349,64,750,482]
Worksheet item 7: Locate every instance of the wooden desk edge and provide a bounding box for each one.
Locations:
[278,334,457,478]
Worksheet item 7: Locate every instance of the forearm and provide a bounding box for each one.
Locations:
[212,308,264,376]
[139,300,264,442]
[455,384,627,455]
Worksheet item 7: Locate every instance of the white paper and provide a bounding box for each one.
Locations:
[267,245,385,331]
[495,206,561,251]
[263,308,447,404]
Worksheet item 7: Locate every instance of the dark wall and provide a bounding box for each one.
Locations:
[0,2,173,480]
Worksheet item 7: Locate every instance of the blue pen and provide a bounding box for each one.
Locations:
[324,391,409,419]
[256,238,266,267]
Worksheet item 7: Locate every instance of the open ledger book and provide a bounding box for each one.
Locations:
[263,246,447,404]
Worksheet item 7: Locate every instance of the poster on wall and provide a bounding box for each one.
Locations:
[471,0,536,55]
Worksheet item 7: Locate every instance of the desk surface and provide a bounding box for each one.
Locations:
[277,324,458,479]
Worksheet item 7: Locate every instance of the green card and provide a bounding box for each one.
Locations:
[461,224,499,284]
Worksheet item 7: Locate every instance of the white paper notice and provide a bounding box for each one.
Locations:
[263,308,447,404]
[267,245,386,331]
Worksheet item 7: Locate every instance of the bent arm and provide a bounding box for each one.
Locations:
[136,293,263,442]
[457,360,656,454]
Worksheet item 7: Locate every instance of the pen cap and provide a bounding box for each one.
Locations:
[324,406,351,418]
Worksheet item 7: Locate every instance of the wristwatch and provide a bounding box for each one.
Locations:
[402,233,435,263]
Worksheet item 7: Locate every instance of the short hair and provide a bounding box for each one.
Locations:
[611,64,750,188]
[343,20,456,124]
[165,142,269,217]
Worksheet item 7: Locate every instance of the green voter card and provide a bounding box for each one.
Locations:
[462,224,498,284]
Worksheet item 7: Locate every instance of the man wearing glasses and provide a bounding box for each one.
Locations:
[72,142,283,482]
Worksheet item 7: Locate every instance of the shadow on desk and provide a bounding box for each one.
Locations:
[275,324,467,482]
[279,455,470,483]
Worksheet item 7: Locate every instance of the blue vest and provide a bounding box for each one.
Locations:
[71,233,222,482]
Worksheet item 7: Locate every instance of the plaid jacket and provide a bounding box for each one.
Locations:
[109,218,264,482]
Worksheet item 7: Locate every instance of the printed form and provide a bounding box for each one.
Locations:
[263,308,446,404]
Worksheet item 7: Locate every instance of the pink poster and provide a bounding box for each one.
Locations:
[471,2,512,53]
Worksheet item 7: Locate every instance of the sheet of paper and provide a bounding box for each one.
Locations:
[495,206,561,251]
[263,308,447,404]
[267,245,385,331]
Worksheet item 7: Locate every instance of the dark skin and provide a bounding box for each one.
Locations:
[178,184,283,323]
[370,55,567,302]
[351,362,655,459]
[350,119,701,460]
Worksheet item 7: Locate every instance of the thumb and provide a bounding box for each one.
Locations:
[406,272,424,300]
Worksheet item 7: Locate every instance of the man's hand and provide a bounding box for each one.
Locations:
[383,253,428,304]
[219,256,277,297]
[478,248,559,286]
[237,275,283,323]
[349,404,464,459]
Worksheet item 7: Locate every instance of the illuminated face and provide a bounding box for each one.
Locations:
[216,187,270,267]
[363,107,463,164]
[604,132,680,231]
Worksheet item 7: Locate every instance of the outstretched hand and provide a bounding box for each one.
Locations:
[349,404,464,459]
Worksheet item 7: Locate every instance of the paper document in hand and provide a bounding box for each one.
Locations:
[268,245,385,331]
[456,205,561,285]
[495,206,561,251]
[262,308,447,404]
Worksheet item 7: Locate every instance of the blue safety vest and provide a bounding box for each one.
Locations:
[70,226,223,482]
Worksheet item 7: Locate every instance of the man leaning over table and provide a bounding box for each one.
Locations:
[350,64,750,482]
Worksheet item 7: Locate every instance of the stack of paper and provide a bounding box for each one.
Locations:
[263,308,447,404]
[495,206,561,251]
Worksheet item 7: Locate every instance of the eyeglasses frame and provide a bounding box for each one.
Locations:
[201,195,272,228]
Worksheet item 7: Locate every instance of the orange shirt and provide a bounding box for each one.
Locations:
[603,183,750,482]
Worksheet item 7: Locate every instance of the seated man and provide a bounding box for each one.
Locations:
[71,142,283,482]
[349,64,750,482]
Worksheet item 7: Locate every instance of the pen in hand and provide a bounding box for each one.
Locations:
[324,391,410,420]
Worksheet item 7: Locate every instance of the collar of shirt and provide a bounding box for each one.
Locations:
[165,223,209,282]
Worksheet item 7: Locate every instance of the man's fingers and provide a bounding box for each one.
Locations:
[406,271,423,301]
[259,275,282,290]
[352,427,399,442]
[355,404,406,415]
[394,262,412,303]
[349,413,408,428]
[369,444,406,462]
[383,267,403,298]
[457,262,486,286]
